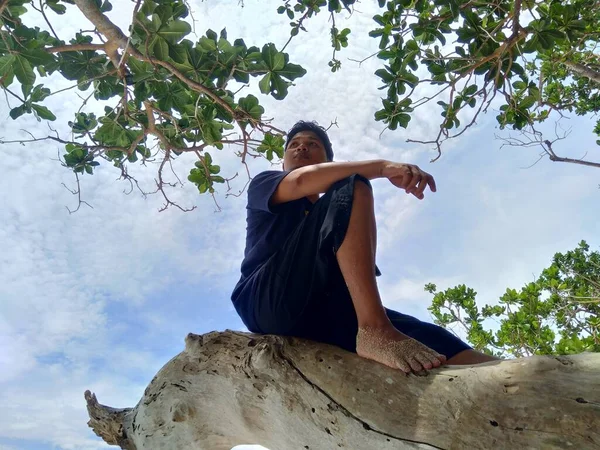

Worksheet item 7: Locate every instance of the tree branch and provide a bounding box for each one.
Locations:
[72,0,129,46]
[47,43,106,53]
[72,0,239,118]
[37,0,59,40]
[512,0,523,36]
[564,60,600,84]
[0,0,10,17]
[62,171,94,214]
[546,152,600,168]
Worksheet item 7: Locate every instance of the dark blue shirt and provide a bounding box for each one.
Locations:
[231,170,382,332]
[231,170,312,303]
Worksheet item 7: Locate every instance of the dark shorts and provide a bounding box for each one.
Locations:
[235,175,471,359]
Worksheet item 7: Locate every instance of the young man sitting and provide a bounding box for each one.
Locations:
[231,121,499,373]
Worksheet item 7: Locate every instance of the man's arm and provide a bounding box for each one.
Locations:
[271,159,436,205]
[271,160,386,206]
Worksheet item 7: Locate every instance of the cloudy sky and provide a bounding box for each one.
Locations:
[1,1,598,449]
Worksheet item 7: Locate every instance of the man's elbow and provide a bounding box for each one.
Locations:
[293,166,315,193]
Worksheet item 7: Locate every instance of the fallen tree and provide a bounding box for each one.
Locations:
[85,330,600,450]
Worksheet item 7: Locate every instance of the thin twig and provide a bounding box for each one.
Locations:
[62,172,94,214]
[38,0,60,40]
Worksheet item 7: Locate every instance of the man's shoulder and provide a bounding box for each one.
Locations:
[252,169,287,181]
[246,169,295,213]
[248,170,289,190]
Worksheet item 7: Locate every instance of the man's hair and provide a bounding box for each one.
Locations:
[285,120,334,161]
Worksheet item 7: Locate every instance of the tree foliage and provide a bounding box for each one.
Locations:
[0,0,307,211]
[278,0,600,167]
[0,0,599,212]
[427,240,600,357]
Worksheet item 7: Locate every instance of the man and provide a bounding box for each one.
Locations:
[231,120,499,373]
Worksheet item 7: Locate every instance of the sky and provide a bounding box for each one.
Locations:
[0,1,598,449]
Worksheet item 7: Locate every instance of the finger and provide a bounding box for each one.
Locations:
[400,172,413,191]
[414,352,433,370]
[427,173,437,193]
[412,189,425,200]
[405,171,421,194]
[415,174,431,198]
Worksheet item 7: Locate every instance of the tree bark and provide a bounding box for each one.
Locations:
[85,330,600,450]
[564,61,600,85]
[0,0,10,17]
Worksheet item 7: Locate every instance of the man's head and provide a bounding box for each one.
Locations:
[283,121,334,171]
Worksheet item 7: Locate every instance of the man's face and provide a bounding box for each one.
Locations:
[283,131,329,171]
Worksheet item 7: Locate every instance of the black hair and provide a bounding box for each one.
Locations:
[285,120,334,161]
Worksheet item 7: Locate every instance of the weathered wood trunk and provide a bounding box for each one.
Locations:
[85,330,600,450]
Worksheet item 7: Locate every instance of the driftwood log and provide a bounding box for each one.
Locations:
[85,330,600,450]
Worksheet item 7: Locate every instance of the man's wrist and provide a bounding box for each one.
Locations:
[375,159,388,179]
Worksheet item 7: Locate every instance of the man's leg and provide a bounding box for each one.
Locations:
[335,179,446,373]
[446,349,502,365]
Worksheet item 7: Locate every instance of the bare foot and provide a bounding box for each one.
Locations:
[356,326,447,373]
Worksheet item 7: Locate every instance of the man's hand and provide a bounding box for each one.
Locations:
[381,162,436,200]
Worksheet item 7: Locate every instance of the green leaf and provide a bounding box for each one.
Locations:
[30,85,51,102]
[7,4,27,17]
[277,63,306,81]
[270,73,289,100]
[519,95,536,110]
[31,104,56,121]
[375,68,394,83]
[151,36,169,60]
[21,83,33,99]
[374,109,387,121]
[99,0,112,12]
[20,49,56,67]
[47,2,67,14]
[397,113,411,128]
[96,119,130,147]
[238,94,264,119]
[169,43,188,64]
[261,43,285,71]
[9,105,27,120]
[198,36,217,52]
[14,55,36,86]
[0,55,15,76]
[465,84,478,96]
[154,4,173,23]
[157,19,192,43]
[259,73,271,94]
[257,132,285,159]
[429,63,445,75]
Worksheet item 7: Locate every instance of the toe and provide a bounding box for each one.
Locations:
[396,359,412,374]
[436,353,447,364]
[408,357,423,373]
[415,353,433,370]
[427,351,446,366]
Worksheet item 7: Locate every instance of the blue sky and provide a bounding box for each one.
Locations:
[1,1,598,449]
